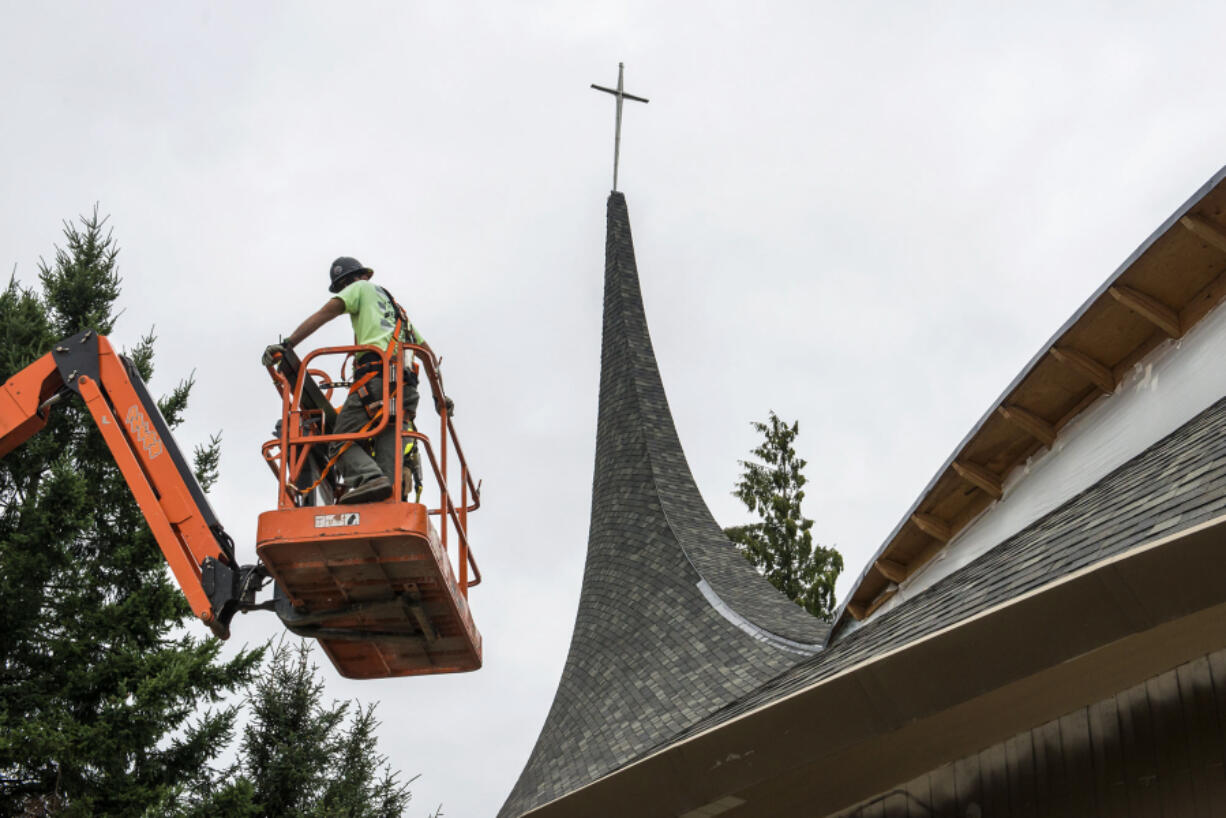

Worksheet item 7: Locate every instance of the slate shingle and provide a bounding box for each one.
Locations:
[498,193,827,817]
[642,391,1226,756]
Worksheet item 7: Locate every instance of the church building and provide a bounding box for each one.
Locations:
[501,167,1226,817]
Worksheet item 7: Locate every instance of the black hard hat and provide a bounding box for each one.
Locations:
[328,256,373,293]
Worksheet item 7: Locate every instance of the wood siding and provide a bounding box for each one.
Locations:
[835,649,1226,817]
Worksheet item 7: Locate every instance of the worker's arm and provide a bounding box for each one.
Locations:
[407,330,453,415]
[417,339,437,364]
[262,299,347,366]
[403,323,437,367]
[285,298,346,348]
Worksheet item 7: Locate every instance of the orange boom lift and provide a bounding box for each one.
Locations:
[0,330,482,680]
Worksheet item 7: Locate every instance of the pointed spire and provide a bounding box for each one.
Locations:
[499,194,826,817]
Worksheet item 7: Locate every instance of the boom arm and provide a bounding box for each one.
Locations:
[0,330,253,638]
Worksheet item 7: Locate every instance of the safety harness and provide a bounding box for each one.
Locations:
[293,285,425,501]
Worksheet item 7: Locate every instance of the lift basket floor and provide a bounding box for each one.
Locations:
[256,502,482,679]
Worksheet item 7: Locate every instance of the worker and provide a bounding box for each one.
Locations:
[262,256,442,505]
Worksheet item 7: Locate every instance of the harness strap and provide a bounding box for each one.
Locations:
[352,358,382,378]
[290,409,383,496]
[377,285,415,345]
[349,315,402,415]
[293,314,407,498]
[348,369,378,396]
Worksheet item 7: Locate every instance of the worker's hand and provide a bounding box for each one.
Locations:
[434,395,455,416]
[261,343,288,367]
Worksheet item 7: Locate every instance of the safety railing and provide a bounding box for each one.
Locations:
[262,340,482,593]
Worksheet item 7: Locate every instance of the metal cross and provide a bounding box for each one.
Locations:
[591,62,649,192]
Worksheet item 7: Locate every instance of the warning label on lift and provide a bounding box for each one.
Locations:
[315,513,360,528]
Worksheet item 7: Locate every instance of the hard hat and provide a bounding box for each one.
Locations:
[329,256,373,293]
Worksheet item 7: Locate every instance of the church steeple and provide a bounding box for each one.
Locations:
[499,193,825,817]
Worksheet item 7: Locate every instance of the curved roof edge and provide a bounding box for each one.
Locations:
[498,191,827,817]
[603,191,828,647]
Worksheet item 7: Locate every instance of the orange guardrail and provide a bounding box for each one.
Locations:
[262,340,482,594]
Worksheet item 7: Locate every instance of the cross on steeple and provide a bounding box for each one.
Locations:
[591,62,649,192]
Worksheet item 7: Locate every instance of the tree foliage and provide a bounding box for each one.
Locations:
[162,637,418,818]
[0,210,423,817]
[724,412,843,621]
[0,209,264,816]
[242,638,413,817]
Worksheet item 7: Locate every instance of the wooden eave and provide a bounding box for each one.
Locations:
[837,167,1226,628]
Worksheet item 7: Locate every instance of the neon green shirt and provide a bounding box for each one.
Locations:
[335,279,424,350]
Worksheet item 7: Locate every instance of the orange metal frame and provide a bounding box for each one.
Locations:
[0,333,232,635]
[262,340,482,595]
[1,329,485,666]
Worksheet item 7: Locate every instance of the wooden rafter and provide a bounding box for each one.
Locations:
[875,558,907,584]
[911,512,952,542]
[997,405,1056,447]
[837,174,1226,630]
[951,460,1003,500]
[863,582,899,618]
[1180,267,1226,330]
[1108,285,1182,339]
[1048,346,1115,395]
[1180,214,1226,254]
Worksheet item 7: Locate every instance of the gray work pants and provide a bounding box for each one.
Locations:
[330,374,420,489]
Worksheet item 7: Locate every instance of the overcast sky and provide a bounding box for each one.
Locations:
[4,1,1226,814]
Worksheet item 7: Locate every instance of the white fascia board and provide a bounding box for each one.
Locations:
[869,297,1226,620]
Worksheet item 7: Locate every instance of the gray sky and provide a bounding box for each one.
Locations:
[4,1,1226,813]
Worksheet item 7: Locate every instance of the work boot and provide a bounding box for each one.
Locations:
[339,476,392,505]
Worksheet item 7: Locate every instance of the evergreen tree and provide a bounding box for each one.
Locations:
[0,210,262,816]
[235,637,413,818]
[163,637,421,818]
[724,412,843,620]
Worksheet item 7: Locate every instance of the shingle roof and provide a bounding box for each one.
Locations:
[640,390,1226,756]
[498,193,827,817]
